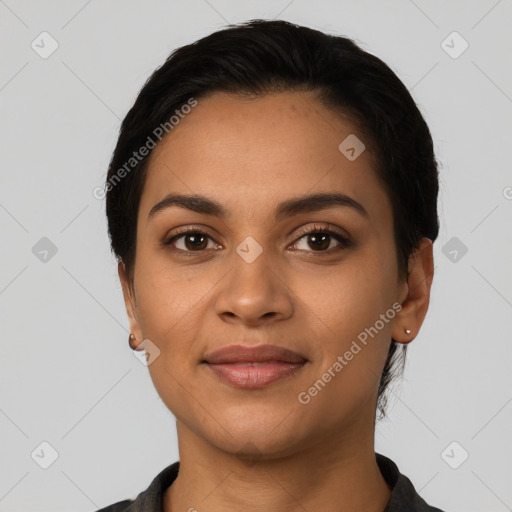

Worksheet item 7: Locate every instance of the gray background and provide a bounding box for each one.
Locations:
[1,1,511,511]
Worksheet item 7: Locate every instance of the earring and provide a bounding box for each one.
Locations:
[129,333,139,350]
[404,328,411,335]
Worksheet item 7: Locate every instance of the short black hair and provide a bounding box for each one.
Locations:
[105,19,439,419]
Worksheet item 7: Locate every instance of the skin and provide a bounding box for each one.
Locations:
[118,91,434,512]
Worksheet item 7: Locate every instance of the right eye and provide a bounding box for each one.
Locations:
[163,228,222,253]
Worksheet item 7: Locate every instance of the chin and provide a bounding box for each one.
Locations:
[200,409,311,460]
[217,431,307,462]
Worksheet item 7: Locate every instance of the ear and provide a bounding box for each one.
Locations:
[118,261,144,351]
[391,237,434,344]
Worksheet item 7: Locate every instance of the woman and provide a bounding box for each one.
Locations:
[97,19,444,512]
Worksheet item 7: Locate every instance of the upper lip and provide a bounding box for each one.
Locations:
[203,344,307,364]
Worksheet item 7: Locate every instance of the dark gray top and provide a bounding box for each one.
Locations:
[95,453,446,511]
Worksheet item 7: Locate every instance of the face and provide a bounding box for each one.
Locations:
[120,91,415,458]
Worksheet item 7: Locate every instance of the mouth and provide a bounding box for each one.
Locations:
[202,344,308,389]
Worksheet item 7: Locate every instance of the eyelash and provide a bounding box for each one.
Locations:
[163,224,352,256]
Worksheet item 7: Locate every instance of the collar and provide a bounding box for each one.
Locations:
[97,453,444,512]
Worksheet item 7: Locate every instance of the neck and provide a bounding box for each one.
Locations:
[163,421,391,512]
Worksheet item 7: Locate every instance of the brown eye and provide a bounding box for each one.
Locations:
[306,233,331,251]
[164,229,219,253]
[181,233,209,251]
[292,226,351,253]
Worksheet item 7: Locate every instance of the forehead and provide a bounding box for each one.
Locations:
[139,91,391,225]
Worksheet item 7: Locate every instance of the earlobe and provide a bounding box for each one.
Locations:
[392,238,434,344]
[129,333,145,351]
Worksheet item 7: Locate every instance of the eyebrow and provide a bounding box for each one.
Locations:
[147,192,369,222]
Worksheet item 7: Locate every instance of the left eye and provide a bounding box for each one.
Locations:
[292,229,348,252]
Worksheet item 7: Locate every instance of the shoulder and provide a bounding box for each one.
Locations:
[93,461,180,512]
[376,453,447,512]
[95,500,134,512]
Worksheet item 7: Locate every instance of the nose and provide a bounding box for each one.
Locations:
[214,247,293,327]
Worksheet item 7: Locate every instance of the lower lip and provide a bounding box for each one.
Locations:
[205,361,305,388]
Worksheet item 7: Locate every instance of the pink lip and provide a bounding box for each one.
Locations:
[203,344,307,388]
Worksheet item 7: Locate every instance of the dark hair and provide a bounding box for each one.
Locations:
[105,19,439,419]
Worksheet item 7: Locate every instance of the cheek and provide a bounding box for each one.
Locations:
[295,255,396,348]
[291,252,397,403]
[134,246,209,338]
[133,264,208,422]
[133,255,215,380]
[293,277,394,430]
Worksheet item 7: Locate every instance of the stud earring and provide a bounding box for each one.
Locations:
[404,328,411,335]
[129,333,139,350]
